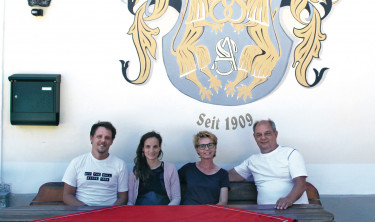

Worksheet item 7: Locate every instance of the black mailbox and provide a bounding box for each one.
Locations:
[8,74,61,125]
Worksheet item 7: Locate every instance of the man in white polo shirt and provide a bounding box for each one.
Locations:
[228,119,308,210]
[62,121,128,206]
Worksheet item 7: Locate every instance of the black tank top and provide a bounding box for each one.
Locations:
[135,162,170,205]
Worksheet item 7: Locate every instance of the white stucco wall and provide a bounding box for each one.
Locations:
[1,0,375,194]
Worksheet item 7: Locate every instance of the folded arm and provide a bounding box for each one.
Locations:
[217,187,228,205]
[63,183,86,206]
[168,166,182,205]
[275,176,307,210]
[228,168,246,182]
[114,191,128,205]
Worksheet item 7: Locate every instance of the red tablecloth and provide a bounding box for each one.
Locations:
[32,205,296,222]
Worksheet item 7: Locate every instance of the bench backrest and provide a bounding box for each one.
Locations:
[30,182,65,205]
[30,181,321,205]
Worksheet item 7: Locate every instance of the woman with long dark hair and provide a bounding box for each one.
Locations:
[128,131,181,205]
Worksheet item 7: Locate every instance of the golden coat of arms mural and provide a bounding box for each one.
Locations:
[121,0,336,105]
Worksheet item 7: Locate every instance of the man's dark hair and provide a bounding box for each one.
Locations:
[253,119,277,133]
[90,121,116,139]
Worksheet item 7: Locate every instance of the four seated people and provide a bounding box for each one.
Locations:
[62,119,309,210]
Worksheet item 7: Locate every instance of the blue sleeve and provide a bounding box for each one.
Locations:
[220,169,230,188]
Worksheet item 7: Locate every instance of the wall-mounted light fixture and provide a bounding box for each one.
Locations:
[28,0,52,16]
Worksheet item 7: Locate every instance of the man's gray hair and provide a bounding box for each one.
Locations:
[253,119,277,133]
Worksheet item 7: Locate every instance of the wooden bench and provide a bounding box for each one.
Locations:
[30,182,65,205]
[30,181,322,206]
[227,181,321,205]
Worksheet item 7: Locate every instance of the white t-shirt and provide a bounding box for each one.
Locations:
[235,146,308,204]
[62,152,128,206]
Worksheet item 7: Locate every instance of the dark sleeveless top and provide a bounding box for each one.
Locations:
[135,162,170,205]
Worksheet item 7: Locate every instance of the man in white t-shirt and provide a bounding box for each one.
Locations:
[228,119,308,210]
[62,121,128,206]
